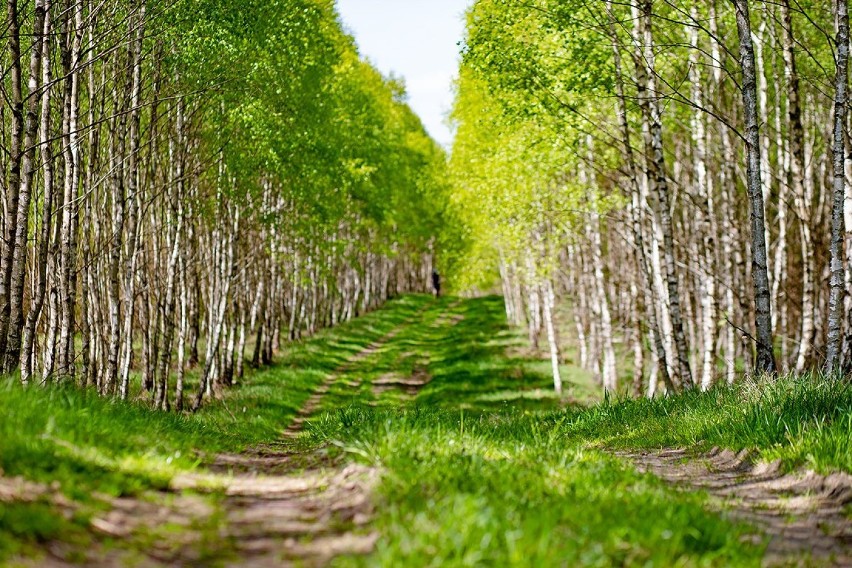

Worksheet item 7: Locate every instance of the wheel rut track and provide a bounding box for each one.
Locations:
[192,301,440,567]
[620,447,852,566]
[282,302,434,439]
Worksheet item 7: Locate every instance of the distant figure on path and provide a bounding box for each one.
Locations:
[432,270,441,298]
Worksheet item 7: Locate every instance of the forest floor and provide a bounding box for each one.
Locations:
[1,295,851,566]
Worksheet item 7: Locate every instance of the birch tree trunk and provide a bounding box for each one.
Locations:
[770,23,790,368]
[636,0,693,389]
[174,244,188,411]
[541,278,562,394]
[119,1,146,398]
[582,136,617,391]
[732,0,778,375]
[752,20,774,307]
[590,214,617,392]
[777,0,815,373]
[104,54,128,393]
[154,205,182,410]
[525,255,542,349]
[826,0,850,373]
[0,0,26,365]
[606,0,673,393]
[191,207,237,411]
[689,11,717,390]
[4,0,47,372]
[707,1,740,382]
[20,2,54,384]
[58,0,83,380]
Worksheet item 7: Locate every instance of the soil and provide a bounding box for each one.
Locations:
[371,366,431,397]
[170,461,379,567]
[620,447,852,566]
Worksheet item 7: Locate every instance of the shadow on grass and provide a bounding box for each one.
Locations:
[0,294,438,561]
[298,297,769,567]
[309,295,593,417]
[0,295,436,472]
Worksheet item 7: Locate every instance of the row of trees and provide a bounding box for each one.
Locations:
[0,0,448,409]
[450,0,850,394]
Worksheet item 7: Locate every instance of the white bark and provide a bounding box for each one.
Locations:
[541,279,562,394]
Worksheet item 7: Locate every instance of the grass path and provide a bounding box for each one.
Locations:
[172,299,444,566]
[296,296,852,567]
[0,295,437,565]
[282,299,439,439]
[3,295,852,566]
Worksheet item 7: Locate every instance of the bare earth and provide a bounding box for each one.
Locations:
[371,366,431,398]
[169,460,380,567]
[620,447,852,566]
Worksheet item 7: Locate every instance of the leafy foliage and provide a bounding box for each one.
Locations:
[449,0,621,289]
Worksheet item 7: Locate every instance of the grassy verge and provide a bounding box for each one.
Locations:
[557,375,852,473]
[313,407,765,566]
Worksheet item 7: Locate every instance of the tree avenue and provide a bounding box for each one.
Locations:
[450,0,852,394]
[5,0,852,405]
[5,2,852,566]
[0,0,448,408]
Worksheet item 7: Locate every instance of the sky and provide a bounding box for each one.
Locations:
[335,0,471,149]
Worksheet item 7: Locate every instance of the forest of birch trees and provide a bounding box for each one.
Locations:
[450,0,852,394]
[0,0,448,409]
[8,0,851,408]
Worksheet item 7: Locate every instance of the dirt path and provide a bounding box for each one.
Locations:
[8,459,378,567]
[620,447,852,566]
[191,303,444,565]
[171,305,439,566]
[371,365,431,398]
[162,462,379,567]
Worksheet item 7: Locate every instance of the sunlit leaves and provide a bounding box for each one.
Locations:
[450,0,620,288]
[159,0,448,263]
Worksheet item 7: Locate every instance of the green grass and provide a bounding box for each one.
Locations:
[298,295,848,566]
[555,376,852,473]
[0,294,433,561]
[2,293,849,566]
[0,500,91,561]
[311,408,765,567]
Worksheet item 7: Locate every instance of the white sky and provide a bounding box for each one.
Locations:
[335,0,471,149]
